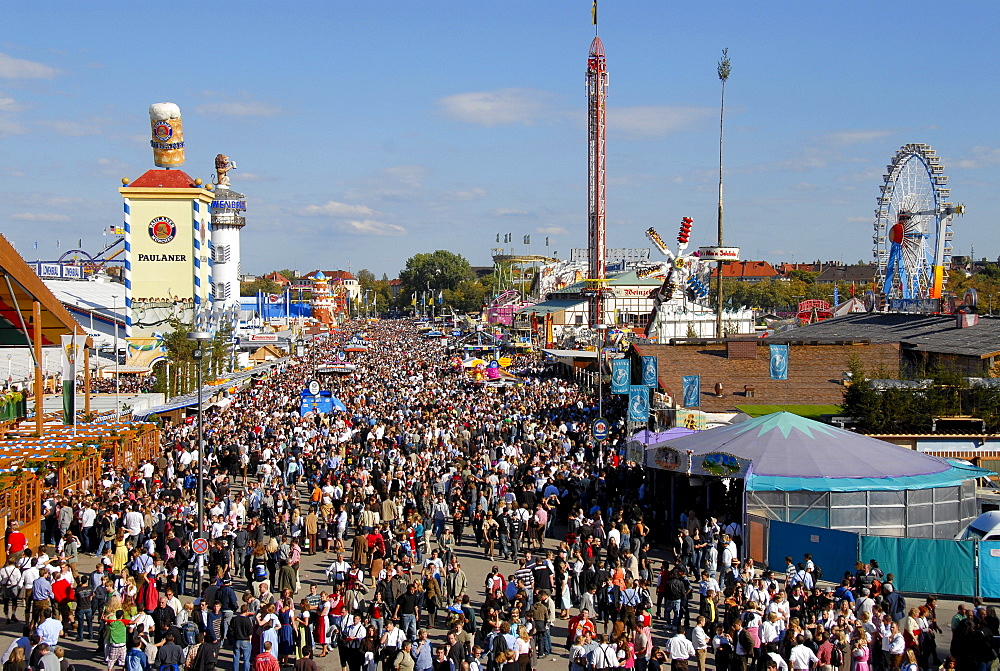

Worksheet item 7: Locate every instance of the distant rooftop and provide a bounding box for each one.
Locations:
[770,312,1000,358]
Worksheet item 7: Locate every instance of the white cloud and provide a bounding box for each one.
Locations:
[338,219,406,236]
[537,226,569,235]
[610,105,714,137]
[0,117,25,136]
[0,52,58,79]
[301,201,375,217]
[0,92,18,113]
[824,129,892,146]
[195,100,282,118]
[437,88,555,127]
[233,172,272,182]
[10,212,70,222]
[494,208,529,217]
[443,187,486,201]
[791,182,816,191]
[954,146,1000,169]
[37,119,95,137]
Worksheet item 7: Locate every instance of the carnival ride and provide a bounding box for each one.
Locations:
[486,288,533,326]
[637,218,713,331]
[873,143,964,303]
[36,234,125,279]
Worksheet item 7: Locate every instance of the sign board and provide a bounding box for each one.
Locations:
[192,537,209,555]
[39,263,62,278]
[250,334,280,342]
[308,380,320,396]
[62,266,83,280]
[697,246,741,261]
[592,417,609,442]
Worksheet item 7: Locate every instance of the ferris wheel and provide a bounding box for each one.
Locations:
[873,143,963,301]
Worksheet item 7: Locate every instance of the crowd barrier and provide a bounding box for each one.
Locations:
[755,516,1000,598]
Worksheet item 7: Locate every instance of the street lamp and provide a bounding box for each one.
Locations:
[595,323,609,421]
[187,328,212,588]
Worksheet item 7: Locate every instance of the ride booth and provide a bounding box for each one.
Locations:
[642,412,990,587]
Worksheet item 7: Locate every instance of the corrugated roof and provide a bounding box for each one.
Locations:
[515,299,586,315]
[770,312,1000,358]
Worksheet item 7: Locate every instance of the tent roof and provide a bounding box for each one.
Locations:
[655,411,992,491]
[0,234,86,346]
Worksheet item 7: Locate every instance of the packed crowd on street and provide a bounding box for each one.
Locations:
[0,319,990,671]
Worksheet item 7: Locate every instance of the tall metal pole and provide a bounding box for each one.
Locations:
[187,328,212,592]
[715,48,731,339]
[196,352,204,537]
[113,295,119,413]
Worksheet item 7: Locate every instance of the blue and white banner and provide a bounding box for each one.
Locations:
[610,358,631,394]
[770,344,789,380]
[628,385,650,423]
[640,355,658,387]
[682,374,701,407]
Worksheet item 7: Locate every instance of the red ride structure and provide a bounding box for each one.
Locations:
[587,36,608,327]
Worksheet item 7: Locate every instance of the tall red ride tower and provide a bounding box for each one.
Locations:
[586,36,608,327]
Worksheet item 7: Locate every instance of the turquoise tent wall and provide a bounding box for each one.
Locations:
[859,535,975,596]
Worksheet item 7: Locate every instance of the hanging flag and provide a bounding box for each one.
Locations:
[437,290,443,305]
[611,358,630,393]
[770,344,789,380]
[682,375,701,407]
[592,0,598,25]
[496,233,500,243]
[523,235,531,245]
[411,292,417,306]
[61,333,85,425]
[545,237,550,247]
[628,385,649,422]
[640,355,658,387]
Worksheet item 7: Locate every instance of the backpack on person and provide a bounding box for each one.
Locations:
[830,644,844,667]
[182,621,199,646]
[813,564,823,581]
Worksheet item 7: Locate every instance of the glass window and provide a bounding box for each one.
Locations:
[752,492,786,507]
[831,492,866,507]
[907,505,933,525]
[870,526,905,538]
[831,508,867,528]
[934,486,959,503]
[790,508,830,527]
[870,506,905,527]
[870,491,905,506]
[788,492,828,508]
[935,502,960,523]
[962,497,977,520]
[933,521,960,539]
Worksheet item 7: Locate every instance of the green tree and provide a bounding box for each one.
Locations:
[398,250,475,306]
[240,276,281,296]
[444,279,488,314]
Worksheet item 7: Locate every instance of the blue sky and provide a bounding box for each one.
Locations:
[1,1,998,277]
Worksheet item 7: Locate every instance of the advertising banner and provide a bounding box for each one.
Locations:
[770,344,789,380]
[611,358,630,394]
[628,385,649,423]
[640,355,658,387]
[682,374,701,407]
[61,334,85,425]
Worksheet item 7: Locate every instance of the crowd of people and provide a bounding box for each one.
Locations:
[0,319,981,671]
